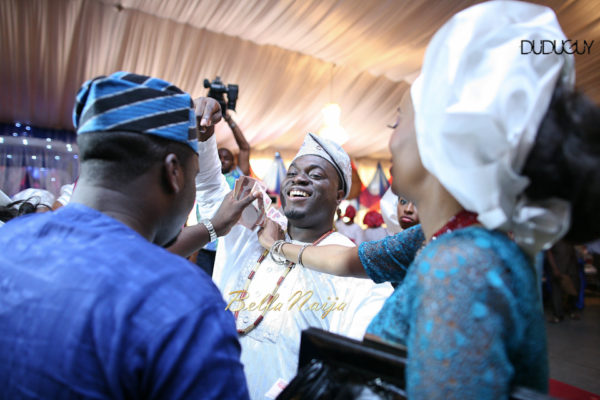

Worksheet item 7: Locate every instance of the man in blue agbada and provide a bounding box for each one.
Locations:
[0,72,256,399]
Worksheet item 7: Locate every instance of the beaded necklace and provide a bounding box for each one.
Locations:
[416,210,479,258]
[235,230,333,335]
[431,210,479,241]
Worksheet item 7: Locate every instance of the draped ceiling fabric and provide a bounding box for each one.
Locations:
[1,0,598,164]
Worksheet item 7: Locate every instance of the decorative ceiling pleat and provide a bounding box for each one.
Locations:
[1,0,598,160]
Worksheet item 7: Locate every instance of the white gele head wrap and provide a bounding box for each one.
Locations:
[411,0,575,254]
[293,133,352,199]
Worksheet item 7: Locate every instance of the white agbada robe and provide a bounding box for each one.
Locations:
[195,136,393,399]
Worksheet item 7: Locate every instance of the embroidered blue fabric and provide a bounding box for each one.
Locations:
[0,204,249,399]
[359,225,547,398]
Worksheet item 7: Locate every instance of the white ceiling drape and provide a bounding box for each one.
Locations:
[1,0,598,163]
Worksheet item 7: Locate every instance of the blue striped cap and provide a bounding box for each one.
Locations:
[73,72,198,152]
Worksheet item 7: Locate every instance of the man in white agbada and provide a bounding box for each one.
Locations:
[194,127,392,398]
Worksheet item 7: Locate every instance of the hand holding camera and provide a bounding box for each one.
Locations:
[203,76,239,114]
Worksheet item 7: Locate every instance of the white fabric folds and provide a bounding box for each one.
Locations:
[411,0,575,253]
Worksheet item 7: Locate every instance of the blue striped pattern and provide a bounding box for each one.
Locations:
[73,72,198,151]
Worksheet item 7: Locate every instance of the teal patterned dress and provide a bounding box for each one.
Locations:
[359,225,547,399]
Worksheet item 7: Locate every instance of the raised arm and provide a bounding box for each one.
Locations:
[194,98,232,219]
[167,98,242,258]
[224,112,250,176]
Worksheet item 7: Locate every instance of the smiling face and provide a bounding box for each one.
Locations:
[389,96,428,204]
[281,155,344,229]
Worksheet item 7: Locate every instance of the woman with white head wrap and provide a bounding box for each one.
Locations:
[259,1,600,397]
[371,0,600,396]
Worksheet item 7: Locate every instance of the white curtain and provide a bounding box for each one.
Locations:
[1,0,598,163]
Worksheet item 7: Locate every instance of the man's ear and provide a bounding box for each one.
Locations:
[163,153,184,194]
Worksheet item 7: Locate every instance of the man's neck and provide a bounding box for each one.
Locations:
[288,223,332,243]
[70,180,156,242]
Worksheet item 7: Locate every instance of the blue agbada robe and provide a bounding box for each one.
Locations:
[0,204,249,399]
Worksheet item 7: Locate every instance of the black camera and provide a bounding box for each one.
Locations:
[203,76,239,113]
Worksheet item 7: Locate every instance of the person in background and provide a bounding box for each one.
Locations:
[196,111,251,276]
[585,238,600,280]
[52,183,75,210]
[546,240,581,322]
[219,111,251,186]
[258,2,600,397]
[334,205,364,244]
[362,210,389,242]
[11,188,55,213]
[0,189,11,224]
[380,187,401,234]
[0,189,45,225]
[397,196,419,230]
[1,187,56,223]
[0,72,256,399]
[1,188,56,224]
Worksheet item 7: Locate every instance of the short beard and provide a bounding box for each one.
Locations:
[284,208,306,221]
[283,205,306,221]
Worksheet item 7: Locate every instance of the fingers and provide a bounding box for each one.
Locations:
[194,97,222,127]
[203,101,218,127]
[237,190,260,207]
[255,191,264,213]
[200,101,213,127]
